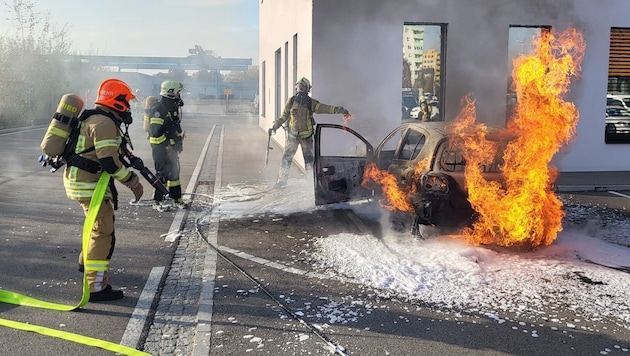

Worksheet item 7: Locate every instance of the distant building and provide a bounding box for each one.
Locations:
[403,26,424,89]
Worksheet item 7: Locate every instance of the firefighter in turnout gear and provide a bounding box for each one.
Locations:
[57,79,143,301]
[148,80,188,211]
[268,77,350,188]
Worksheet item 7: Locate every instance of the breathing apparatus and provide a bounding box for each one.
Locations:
[39,93,85,171]
[143,95,158,133]
[39,93,169,199]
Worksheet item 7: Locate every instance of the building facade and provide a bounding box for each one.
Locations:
[259,0,630,172]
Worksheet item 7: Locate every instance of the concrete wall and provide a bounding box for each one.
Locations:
[260,0,630,172]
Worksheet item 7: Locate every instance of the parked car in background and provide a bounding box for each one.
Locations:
[409,105,421,119]
[402,95,418,119]
[314,121,509,236]
[605,105,630,143]
[607,94,630,111]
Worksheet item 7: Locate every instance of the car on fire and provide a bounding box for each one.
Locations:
[314,121,508,236]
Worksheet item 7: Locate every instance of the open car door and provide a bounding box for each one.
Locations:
[314,124,374,205]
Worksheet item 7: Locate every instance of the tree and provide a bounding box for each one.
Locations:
[0,0,73,128]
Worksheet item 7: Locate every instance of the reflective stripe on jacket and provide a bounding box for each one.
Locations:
[148,99,183,148]
[274,96,341,139]
[63,106,133,201]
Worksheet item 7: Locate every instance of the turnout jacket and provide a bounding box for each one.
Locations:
[148,97,183,151]
[62,105,136,201]
[273,94,345,139]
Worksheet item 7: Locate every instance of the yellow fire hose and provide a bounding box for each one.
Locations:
[0,173,150,355]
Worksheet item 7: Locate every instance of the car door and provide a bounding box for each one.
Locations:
[314,124,374,205]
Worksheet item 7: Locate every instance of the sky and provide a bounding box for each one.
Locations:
[0,0,259,61]
[214,177,630,354]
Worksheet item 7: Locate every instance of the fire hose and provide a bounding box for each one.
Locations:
[0,173,150,355]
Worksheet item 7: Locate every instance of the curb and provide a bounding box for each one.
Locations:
[555,184,630,193]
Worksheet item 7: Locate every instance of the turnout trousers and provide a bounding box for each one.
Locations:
[278,134,314,183]
[152,145,183,201]
[77,199,116,293]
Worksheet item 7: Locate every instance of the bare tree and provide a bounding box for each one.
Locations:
[0,0,73,128]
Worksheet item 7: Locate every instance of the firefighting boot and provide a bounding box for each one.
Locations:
[173,198,189,209]
[89,285,123,302]
[153,200,170,212]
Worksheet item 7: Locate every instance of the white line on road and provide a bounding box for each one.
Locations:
[608,190,630,199]
[119,266,165,349]
[192,124,223,356]
[164,124,217,242]
[217,245,328,279]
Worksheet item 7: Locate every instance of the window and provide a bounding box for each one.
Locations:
[402,23,445,121]
[507,26,550,120]
[261,61,266,116]
[606,28,630,143]
[397,129,426,161]
[319,127,367,158]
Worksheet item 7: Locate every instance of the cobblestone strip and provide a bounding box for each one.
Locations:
[142,126,220,356]
[142,219,208,356]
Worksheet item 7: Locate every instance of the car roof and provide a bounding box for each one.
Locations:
[401,121,509,140]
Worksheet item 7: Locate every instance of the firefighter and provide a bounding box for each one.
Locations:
[148,79,188,211]
[268,77,350,188]
[61,78,143,302]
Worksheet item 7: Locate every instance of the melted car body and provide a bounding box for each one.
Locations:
[314,122,507,236]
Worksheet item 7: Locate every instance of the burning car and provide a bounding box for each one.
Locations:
[313,121,509,237]
[313,28,583,249]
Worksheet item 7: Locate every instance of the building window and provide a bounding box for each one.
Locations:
[402,23,445,122]
[261,61,266,117]
[507,26,550,120]
[606,28,630,144]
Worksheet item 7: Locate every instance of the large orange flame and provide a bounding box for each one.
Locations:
[362,162,414,212]
[451,27,585,248]
[362,156,431,212]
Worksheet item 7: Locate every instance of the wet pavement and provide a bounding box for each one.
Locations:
[3,105,630,355]
[140,107,630,355]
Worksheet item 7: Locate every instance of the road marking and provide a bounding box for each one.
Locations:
[192,124,223,356]
[164,124,217,242]
[608,190,630,199]
[217,246,328,279]
[120,266,165,349]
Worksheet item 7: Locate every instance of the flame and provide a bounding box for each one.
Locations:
[451,28,585,248]
[362,152,431,212]
[362,162,414,211]
[342,113,353,126]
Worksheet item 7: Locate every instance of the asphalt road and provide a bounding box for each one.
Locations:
[1,101,630,355]
[0,105,220,355]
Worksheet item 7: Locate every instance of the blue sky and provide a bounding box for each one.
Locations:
[2,0,259,61]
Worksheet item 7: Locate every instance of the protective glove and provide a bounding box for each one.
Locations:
[268,128,276,136]
[123,172,144,202]
[336,106,350,116]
